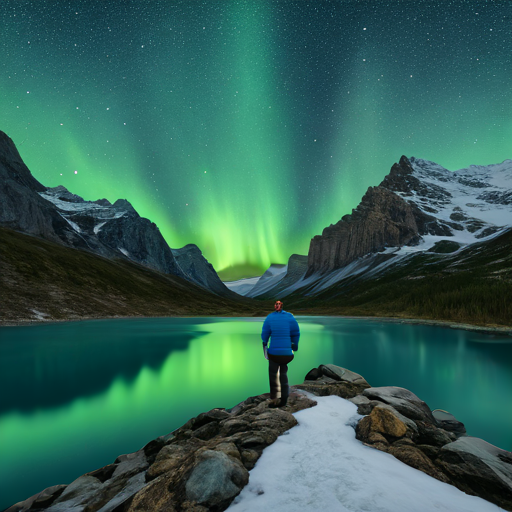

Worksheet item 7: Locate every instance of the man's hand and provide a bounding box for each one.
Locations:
[263,345,269,360]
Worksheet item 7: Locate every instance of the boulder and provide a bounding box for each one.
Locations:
[4,485,67,512]
[432,409,466,435]
[436,437,512,511]
[299,365,370,399]
[8,366,511,512]
[388,444,451,483]
[126,392,316,511]
[185,450,249,508]
[319,364,369,385]
[45,475,103,511]
[356,406,408,442]
[362,386,436,424]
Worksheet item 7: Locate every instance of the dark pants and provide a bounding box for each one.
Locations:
[268,354,294,401]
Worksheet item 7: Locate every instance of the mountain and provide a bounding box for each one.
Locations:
[248,156,512,325]
[0,130,234,298]
[307,155,511,276]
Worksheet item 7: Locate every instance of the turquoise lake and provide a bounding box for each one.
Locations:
[1,316,511,510]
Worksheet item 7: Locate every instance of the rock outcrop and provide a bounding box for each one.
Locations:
[7,365,512,512]
[306,156,453,276]
[307,185,422,276]
[0,132,69,244]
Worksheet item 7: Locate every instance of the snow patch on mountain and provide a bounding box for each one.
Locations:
[93,221,107,234]
[40,188,129,220]
[59,213,82,233]
[245,264,287,298]
[224,276,261,296]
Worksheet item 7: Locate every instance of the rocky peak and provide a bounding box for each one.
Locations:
[171,244,236,298]
[93,198,112,206]
[0,131,46,193]
[112,198,137,215]
[45,186,85,203]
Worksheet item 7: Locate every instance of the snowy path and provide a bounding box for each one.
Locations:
[227,394,504,512]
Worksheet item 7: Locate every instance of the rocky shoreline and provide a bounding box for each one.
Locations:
[6,365,512,512]
[2,314,511,337]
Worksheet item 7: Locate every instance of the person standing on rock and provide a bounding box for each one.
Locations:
[261,300,300,408]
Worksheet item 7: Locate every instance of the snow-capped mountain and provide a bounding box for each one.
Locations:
[0,130,232,297]
[248,156,512,299]
[389,156,512,247]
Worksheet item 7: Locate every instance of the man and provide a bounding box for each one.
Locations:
[261,300,300,408]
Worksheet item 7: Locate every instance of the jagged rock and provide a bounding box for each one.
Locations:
[303,364,370,389]
[367,403,419,436]
[436,437,512,511]
[307,185,423,275]
[432,409,466,435]
[319,364,369,385]
[362,386,436,424]
[112,449,149,479]
[347,394,373,414]
[45,475,103,511]
[147,444,189,481]
[388,444,451,483]
[4,485,67,512]
[8,367,512,512]
[415,420,457,447]
[299,364,371,399]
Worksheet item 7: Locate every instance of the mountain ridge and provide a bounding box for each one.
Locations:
[241,156,512,326]
[0,130,237,299]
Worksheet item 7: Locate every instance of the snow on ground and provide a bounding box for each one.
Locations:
[228,394,504,512]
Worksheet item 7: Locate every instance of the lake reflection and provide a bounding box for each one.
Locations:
[0,317,511,510]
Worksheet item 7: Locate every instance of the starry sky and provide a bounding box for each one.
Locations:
[2,0,511,274]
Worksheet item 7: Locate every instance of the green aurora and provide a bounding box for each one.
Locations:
[1,1,511,273]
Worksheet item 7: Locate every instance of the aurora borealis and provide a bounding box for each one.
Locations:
[1,1,511,274]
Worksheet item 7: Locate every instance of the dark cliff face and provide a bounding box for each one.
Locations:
[306,156,454,276]
[252,254,308,299]
[171,244,236,298]
[0,131,69,243]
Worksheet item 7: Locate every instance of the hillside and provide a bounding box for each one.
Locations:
[0,227,267,325]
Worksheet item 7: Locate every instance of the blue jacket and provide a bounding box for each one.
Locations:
[261,310,300,356]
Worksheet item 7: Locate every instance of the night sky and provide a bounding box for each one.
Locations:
[2,0,511,273]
